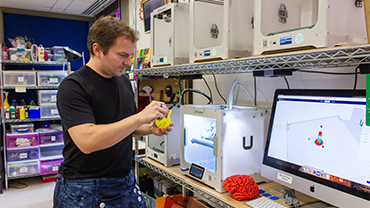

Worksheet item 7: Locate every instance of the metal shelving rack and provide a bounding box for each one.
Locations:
[134,45,370,208]
[135,44,370,77]
[0,59,67,190]
[138,158,235,208]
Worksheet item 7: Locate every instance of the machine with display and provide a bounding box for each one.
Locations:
[253,0,367,55]
[189,0,254,63]
[146,107,181,167]
[151,2,190,66]
[180,105,270,193]
[262,89,370,208]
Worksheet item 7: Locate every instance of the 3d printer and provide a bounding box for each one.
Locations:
[180,105,270,193]
[253,0,367,55]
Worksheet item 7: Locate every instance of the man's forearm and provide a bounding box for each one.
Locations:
[133,123,153,137]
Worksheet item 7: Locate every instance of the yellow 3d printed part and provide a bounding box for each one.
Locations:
[155,110,172,129]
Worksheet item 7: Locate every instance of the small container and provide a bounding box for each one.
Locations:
[51,46,67,55]
[29,106,40,119]
[40,159,63,175]
[37,71,68,86]
[52,54,67,62]
[10,123,34,134]
[7,160,40,178]
[2,44,8,60]
[37,129,63,144]
[39,144,64,161]
[7,146,40,162]
[8,48,31,61]
[40,104,59,118]
[3,71,37,87]
[38,90,58,105]
[6,132,39,148]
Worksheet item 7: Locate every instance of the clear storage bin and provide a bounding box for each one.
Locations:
[37,129,63,144]
[38,90,58,105]
[8,48,31,61]
[40,159,63,175]
[7,146,40,162]
[37,71,68,86]
[6,132,39,148]
[9,123,34,134]
[3,71,37,86]
[51,46,67,55]
[39,144,64,160]
[51,54,67,62]
[7,160,40,178]
[40,103,59,118]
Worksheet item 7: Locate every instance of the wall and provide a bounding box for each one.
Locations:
[191,67,366,108]
[2,7,93,71]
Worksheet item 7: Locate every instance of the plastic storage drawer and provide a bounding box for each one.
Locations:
[37,129,63,144]
[37,71,68,86]
[10,123,34,134]
[40,104,59,118]
[7,160,40,178]
[7,146,40,162]
[8,48,31,61]
[39,144,64,161]
[3,71,37,86]
[51,46,67,55]
[40,159,63,175]
[38,90,58,105]
[6,132,39,148]
[51,54,67,62]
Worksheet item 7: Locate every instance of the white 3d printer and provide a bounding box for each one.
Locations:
[151,3,190,66]
[253,0,368,55]
[146,107,181,167]
[180,105,270,193]
[189,0,254,63]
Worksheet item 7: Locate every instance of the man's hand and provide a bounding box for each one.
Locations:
[137,101,169,124]
[151,121,174,136]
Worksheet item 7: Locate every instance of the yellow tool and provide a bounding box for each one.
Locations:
[155,110,172,129]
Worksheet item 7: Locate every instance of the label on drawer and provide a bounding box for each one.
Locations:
[51,109,58,115]
[20,167,28,173]
[52,166,59,171]
[17,76,24,83]
[51,95,57,102]
[51,136,56,142]
[49,77,58,84]
[20,153,28,159]
[16,138,31,146]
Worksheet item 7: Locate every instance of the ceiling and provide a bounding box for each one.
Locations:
[0,0,117,16]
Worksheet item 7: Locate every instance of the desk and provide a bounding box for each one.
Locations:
[138,157,318,208]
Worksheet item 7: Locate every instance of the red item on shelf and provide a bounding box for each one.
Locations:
[223,174,259,201]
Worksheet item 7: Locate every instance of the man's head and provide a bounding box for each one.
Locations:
[88,16,139,56]
[87,16,139,78]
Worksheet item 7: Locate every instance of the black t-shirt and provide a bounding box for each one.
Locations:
[57,65,137,180]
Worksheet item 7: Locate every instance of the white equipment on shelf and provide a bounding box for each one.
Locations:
[146,107,181,167]
[189,0,254,63]
[180,105,270,193]
[253,0,368,55]
[151,3,190,67]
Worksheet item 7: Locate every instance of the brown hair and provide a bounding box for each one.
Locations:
[87,16,139,56]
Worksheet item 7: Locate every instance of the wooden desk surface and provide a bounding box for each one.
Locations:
[139,157,318,208]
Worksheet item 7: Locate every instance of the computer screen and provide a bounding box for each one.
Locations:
[141,0,166,33]
[262,89,370,207]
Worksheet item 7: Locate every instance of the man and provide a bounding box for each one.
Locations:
[53,16,171,208]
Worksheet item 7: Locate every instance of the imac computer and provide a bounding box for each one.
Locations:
[262,89,370,208]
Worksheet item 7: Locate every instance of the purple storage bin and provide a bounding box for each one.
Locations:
[37,129,63,144]
[7,147,39,162]
[6,132,39,148]
[40,159,63,175]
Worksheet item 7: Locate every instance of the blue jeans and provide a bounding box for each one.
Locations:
[53,170,147,208]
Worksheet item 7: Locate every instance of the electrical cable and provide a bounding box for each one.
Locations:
[354,66,360,90]
[297,69,356,75]
[254,77,257,106]
[227,82,255,109]
[212,74,227,103]
[171,88,212,109]
[283,76,290,89]
[202,77,213,103]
